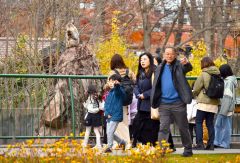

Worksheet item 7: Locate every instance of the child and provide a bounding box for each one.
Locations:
[82,84,103,149]
[101,88,110,144]
[104,74,126,153]
[128,94,138,140]
[187,82,198,146]
[187,97,198,146]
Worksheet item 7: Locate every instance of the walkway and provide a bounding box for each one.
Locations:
[174,148,240,155]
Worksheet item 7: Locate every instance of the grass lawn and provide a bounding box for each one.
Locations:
[167,154,240,163]
[105,154,240,163]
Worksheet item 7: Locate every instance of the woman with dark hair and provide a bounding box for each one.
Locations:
[193,56,221,150]
[105,54,136,149]
[132,52,159,146]
[153,56,162,65]
[214,64,238,148]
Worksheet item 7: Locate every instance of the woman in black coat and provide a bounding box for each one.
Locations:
[132,52,159,146]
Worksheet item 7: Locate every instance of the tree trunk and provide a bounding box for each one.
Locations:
[216,0,231,57]
[91,0,105,44]
[139,0,155,52]
[174,0,186,46]
[142,11,151,51]
[203,0,215,57]
[186,0,203,44]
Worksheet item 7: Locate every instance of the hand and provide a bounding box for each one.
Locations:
[108,115,112,119]
[180,57,188,65]
[114,80,120,85]
[139,94,144,100]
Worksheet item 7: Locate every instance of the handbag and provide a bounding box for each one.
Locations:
[151,107,159,120]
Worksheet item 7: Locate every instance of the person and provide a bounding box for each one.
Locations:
[132,52,160,146]
[187,82,198,146]
[105,54,136,149]
[82,84,104,149]
[104,74,126,153]
[154,56,162,66]
[214,64,238,149]
[153,54,176,151]
[151,46,193,157]
[101,87,110,145]
[128,94,138,140]
[193,56,221,150]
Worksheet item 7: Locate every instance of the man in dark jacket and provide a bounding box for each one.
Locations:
[150,47,193,157]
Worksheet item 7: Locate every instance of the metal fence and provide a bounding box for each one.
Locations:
[0,74,239,144]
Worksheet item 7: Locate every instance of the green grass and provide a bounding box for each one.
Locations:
[105,154,240,163]
[167,154,240,163]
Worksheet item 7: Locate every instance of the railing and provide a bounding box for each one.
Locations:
[0,74,239,143]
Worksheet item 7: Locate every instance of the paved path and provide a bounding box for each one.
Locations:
[174,148,240,154]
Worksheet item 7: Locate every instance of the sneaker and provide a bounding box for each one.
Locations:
[170,147,176,152]
[193,144,205,150]
[103,147,112,153]
[182,151,193,157]
[119,142,126,150]
[214,145,224,148]
[92,145,102,150]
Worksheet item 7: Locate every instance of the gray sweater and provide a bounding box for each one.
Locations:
[219,75,238,116]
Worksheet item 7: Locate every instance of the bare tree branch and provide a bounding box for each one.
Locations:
[161,15,178,54]
[176,19,238,48]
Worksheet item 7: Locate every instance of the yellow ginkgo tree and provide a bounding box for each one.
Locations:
[96,11,138,75]
[187,40,227,77]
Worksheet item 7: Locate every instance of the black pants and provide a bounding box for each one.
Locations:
[189,123,196,144]
[129,124,134,140]
[132,111,159,146]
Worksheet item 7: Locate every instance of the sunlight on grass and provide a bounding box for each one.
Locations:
[0,135,239,162]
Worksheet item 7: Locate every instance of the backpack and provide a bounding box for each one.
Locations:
[114,69,135,105]
[83,97,100,113]
[205,73,224,99]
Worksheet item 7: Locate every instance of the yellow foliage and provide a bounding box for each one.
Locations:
[187,40,227,77]
[96,11,138,75]
[187,40,207,76]
[214,56,227,68]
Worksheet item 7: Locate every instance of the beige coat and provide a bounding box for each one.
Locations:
[104,68,136,90]
[193,66,220,106]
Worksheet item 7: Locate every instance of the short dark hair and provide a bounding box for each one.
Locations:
[201,56,215,69]
[219,64,234,79]
[87,84,97,94]
[110,54,127,70]
[109,74,122,82]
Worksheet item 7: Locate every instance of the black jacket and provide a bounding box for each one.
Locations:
[134,71,152,112]
[151,59,193,108]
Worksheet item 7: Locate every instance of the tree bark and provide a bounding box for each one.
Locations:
[89,0,106,45]
[203,0,215,56]
[174,0,186,46]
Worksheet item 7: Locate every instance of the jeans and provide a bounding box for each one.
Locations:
[214,114,232,148]
[107,121,124,148]
[196,110,215,146]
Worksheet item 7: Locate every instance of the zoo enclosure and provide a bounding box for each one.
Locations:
[0,74,239,144]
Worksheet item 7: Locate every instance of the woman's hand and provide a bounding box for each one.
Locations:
[138,94,144,100]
